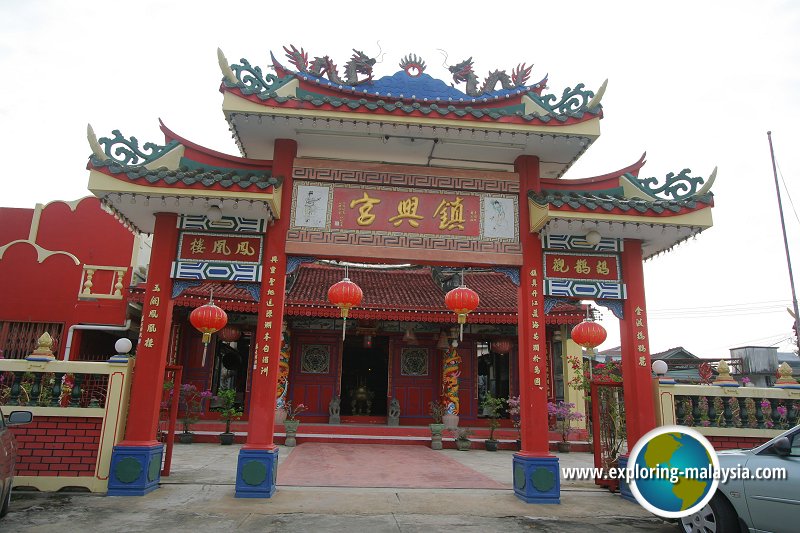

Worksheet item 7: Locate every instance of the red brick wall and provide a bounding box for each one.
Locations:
[11,416,102,477]
[707,435,770,451]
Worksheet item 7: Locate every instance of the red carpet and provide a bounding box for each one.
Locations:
[277,443,505,489]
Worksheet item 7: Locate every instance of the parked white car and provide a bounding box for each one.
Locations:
[680,424,800,533]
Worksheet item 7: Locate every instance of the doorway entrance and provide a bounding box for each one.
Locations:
[340,334,389,417]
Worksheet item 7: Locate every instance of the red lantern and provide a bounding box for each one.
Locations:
[328,276,363,339]
[218,325,241,343]
[571,319,607,349]
[491,338,513,354]
[189,295,228,365]
[445,285,480,340]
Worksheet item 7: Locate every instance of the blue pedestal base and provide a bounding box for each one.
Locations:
[235,447,278,498]
[512,454,560,504]
[107,444,163,496]
[618,455,635,502]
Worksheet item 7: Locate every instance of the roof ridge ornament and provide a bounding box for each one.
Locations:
[624,168,716,201]
[399,54,426,77]
[448,57,537,97]
[587,79,608,110]
[283,44,376,86]
[89,128,180,166]
[217,48,238,84]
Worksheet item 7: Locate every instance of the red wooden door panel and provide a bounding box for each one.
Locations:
[289,333,340,416]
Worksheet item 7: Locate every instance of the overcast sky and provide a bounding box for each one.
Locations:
[2,1,800,359]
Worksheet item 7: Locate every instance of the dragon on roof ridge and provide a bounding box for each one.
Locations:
[283,44,376,86]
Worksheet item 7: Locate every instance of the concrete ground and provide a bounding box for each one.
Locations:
[3,443,675,532]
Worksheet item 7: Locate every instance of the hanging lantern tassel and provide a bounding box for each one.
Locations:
[328,276,363,341]
[189,295,228,366]
[445,285,480,341]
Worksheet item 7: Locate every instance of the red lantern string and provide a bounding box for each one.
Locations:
[444,272,480,341]
[189,289,228,366]
[570,309,607,349]
[327,265,363,340]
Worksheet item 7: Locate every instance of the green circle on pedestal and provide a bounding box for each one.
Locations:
[530,467,556,493]
[241,460,267,486]
[116,457,142,484]
[148,455,160,482]
[514,464,526,490]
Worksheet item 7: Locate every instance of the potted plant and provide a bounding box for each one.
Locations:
[507,395,521,450]
[177,383,212,444]
[214,387,243,445]
[282,400,307,447]
[482,393,506,451]
[547,400,584,453]
[452,427,473,451]
[428,400,446,450]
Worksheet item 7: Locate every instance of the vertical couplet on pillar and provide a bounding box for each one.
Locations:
[123,212,178,445]
[514,155,550,457]
[619,239,656,448]
[245,139,297,450]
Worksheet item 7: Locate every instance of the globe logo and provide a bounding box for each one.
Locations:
[628,425,720,518]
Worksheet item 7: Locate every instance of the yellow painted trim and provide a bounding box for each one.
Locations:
[222,92,603,137]
[0,358,125,375]
[17,406,105,418]
[13,475,108,493]
[29,204,43,242]
[530,205,714,231]
[96,365,133,481]
[40,197,92,213]
[695,427,786,438]
[275,78,299,98]
[663,383,800,400]
[620,175,657,200]
[563,337,587,429]
[88,169,278,212]
[0,240,80,265]
[143,144,185,171]
[520,94,551,116]
[528,198,550,232]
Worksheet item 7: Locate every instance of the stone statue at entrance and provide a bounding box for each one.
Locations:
[387,398,401,426]
[328,396,341,425]
[349,385,374,416]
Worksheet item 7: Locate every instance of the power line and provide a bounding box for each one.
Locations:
[776,158,800,226]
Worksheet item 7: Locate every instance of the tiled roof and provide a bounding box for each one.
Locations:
[131,265,586,324]
[530,189,714,215]
[90,157,278,191]
[226,88,601,125]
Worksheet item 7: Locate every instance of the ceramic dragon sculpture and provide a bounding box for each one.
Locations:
[276,327,291,409]
[449,57,534,97]
[283,44,376,86]
[442,346,462,415]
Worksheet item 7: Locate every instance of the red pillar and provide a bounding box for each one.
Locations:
[513,155,559,504]
[515,155,550,456]
[122,212,178,445]
[619,239,656,447]
[244,138,297,450]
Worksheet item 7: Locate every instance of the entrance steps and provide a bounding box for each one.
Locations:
[174,421,592,452]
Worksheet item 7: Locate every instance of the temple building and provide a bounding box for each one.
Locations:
[75,43,715,502]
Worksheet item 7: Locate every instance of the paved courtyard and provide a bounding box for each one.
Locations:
[3,443,675,532]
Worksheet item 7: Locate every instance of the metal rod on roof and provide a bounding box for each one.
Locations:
[767,131,800,352]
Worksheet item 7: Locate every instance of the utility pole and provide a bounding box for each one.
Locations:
[767,131,800,352]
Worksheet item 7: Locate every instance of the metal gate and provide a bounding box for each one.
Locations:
[590,380,627,492]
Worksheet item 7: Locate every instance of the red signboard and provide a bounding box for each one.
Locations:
[178,233,262,263]
[544,252,620,281]
[332,188,481,237]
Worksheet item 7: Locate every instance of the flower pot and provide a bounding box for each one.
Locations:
[442,414,459,431]
[428,423,446,436]
[484,439,499,452]
[284,419,300,447]
[178,432,194,444]
[219,432,235,445]
[557,441,571,453]
[274,407,287,425]
[456,438,471,451]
